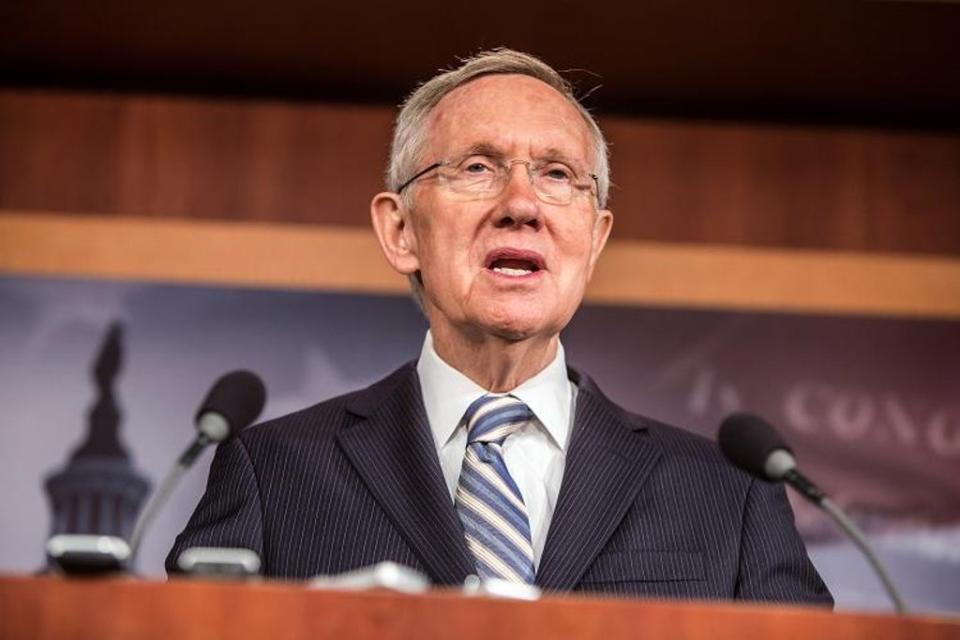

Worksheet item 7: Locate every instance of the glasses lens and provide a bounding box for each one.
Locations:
[443,156,499,194]
[533,162,582,204]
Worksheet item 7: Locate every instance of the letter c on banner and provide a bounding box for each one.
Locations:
[784,383,833,434]
[929,408,960,457]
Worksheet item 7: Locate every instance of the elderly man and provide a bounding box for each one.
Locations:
[168,49,832,604]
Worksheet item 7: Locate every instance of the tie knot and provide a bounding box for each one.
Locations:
[463,394,534,445]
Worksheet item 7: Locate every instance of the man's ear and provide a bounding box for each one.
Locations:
[586,208,614,278]
[370,192,420,276]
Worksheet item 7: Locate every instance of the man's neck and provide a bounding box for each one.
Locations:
[429,324,559,393]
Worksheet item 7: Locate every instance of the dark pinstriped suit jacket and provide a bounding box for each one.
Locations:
[167,363,832,604]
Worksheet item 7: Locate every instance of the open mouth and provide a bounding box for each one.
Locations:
[485,249,545,277]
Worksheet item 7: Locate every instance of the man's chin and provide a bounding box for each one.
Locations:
[487,326,536,342]
[478,312,558,343]
[426,297,564,343]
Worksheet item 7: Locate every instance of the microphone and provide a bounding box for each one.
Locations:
[718,413,907,613]
[717,413,825,504]
[181,370,267,467]
[128,370,266,565]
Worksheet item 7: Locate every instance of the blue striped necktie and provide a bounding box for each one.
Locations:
[455,394,536,584]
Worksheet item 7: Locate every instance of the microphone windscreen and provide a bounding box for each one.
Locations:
[717,413,792,479]
[195,370,266,438]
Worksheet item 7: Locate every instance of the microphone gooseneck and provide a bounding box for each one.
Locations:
[718,412,907,614]
[127,370,266,565]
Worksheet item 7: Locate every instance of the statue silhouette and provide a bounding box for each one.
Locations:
[44,322,150,549]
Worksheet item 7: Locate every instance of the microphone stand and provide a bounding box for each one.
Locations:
[782,467,907,613]
[127,434,212,567]
[818,497,907,613]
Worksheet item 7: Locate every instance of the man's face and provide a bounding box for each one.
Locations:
[392,74,612,342]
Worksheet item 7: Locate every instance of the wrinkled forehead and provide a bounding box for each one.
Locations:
[422,74,594,167]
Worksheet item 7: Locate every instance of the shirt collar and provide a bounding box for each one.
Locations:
[416,331,572,451]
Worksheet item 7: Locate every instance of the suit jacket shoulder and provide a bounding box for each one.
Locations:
[238,361,416,447]
[562,367,832,605]
[167,362,474,581]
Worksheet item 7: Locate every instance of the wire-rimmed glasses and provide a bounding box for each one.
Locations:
[396,154,599,207]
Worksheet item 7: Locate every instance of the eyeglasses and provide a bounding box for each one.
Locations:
[396,154,600,207]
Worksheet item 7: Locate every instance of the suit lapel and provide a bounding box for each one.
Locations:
[536,373,662,591]
[336,364,474,585]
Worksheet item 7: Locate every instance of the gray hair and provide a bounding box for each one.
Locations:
[386,48,610,209]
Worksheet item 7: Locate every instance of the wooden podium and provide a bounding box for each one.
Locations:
[1,575,958,639]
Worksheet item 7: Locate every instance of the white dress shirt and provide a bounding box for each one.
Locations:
[416,331,576,569]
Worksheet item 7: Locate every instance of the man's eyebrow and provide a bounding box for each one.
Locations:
[459,143,505,158]
[540,147,585,167]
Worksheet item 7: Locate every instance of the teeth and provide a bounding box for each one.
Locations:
[493,267,532,276]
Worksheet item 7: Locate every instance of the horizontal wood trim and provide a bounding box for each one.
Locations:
[2,212,959,318]
[592,242,960,317]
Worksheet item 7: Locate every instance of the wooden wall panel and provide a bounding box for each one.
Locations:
[0,90,394,226]
[1,89,958,255]
[605,120,960,253]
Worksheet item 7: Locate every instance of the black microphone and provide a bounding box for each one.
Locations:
[718,413,825,504]
[718,412,907,613]
[180,370,267,467]
[128,370,266,564]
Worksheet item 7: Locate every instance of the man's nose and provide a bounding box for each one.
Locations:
[495,163,542,230]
